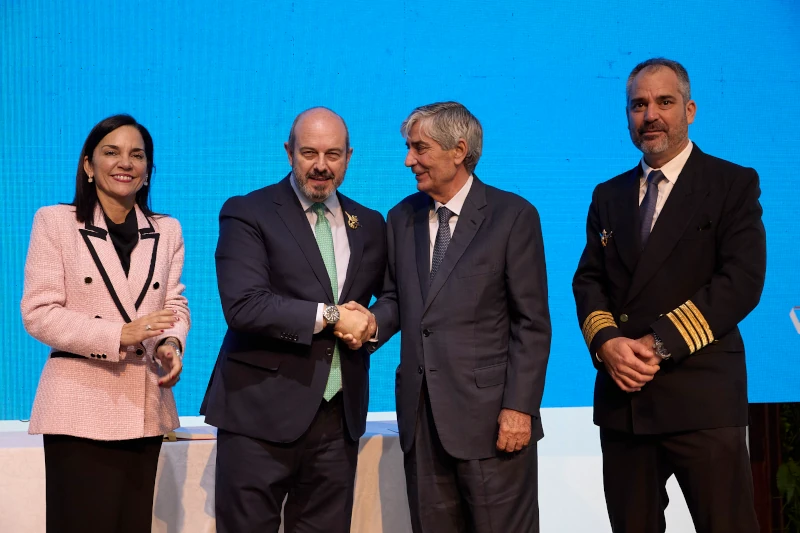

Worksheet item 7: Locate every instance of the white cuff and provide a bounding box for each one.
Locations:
[313,303,325,334]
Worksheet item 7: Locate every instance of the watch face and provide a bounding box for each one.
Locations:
[324,305,339,323]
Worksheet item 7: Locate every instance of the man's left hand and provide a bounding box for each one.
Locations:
[496,408,531,453]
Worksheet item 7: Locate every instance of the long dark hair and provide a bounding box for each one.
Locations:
[72,114,158,222]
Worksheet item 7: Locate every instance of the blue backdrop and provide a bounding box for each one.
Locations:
[2,0,799,419]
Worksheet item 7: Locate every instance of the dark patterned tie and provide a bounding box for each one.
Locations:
[430,206,453,282]
[640,170,665,249]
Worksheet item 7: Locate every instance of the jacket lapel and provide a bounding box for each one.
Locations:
[423,177,487,316]
[337,194,364,303]
[129,206,160,312]
[625,148,710,304]
[414,196,433,304]
[274,176,335,303]
[79,205,137,322]
[608,167,642,274]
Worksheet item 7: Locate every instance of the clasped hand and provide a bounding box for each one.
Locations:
[333,302,376,349]
[598,335,661,393]
[155,338,182,388]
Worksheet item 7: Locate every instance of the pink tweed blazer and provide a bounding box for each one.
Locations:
[21,204,190,440]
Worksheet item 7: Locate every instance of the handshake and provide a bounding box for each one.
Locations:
[332,302,377,350]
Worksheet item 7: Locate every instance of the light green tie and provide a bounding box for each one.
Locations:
[312,203,341,401]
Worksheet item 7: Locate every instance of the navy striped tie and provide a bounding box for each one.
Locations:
[430,206,453,282]
[640,170,665,249]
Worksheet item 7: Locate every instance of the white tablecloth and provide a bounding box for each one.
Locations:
[0,409,695,532]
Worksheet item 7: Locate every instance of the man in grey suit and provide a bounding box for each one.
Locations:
[342,101,551,532]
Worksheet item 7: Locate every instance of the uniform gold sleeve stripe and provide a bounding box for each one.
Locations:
[674,307,703,351]
[582,310,618,347]
[584,322,616,347]
[582,311,614,334]
[678,303,710,347]
[583,317,617,347]
[584,319,616,340]
[666,311,698,353]
[683,300,714,341]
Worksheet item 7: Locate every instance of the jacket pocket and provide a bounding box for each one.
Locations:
[474,362,507,388]
[226,350,283,371]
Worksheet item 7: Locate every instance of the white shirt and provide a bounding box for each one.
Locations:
[429,175,474,271]
[289,174,350,334]
[638,141,694,231]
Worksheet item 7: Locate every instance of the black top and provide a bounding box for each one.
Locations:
[104,209,139,276]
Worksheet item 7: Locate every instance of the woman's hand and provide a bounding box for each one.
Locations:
[120,309,178,346]
[155,338,182,388]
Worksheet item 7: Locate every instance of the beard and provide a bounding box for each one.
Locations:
[631,116,689,156]
[294,167,344,203]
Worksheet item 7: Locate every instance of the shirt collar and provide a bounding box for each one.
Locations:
[432,174,474,218]
[640,140,693,183]
[290,172,342,216]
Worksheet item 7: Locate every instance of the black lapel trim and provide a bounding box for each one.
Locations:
[79,222,131,323]
[134,219,160,310]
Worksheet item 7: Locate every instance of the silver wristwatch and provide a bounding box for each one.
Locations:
[652,332,671,360]
[323,304,340,327]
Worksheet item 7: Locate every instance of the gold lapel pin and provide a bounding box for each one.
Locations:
[345,211,360,230]
[600,229,613,247]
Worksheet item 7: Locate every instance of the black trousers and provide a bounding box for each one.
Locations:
[42,434,163,533]
[214,392,359,533]
[404,382,539,533]
[601,426,759,533]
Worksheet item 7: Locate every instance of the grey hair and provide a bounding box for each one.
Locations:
[626,58,692,104]
[400,101,483,174]
[287,106,350,152]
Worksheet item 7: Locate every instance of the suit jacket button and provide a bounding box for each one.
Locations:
[422,329,431,337]
[712,339,719,344]
[153,282,160,289]
[136,349,144,356]
[620,314,629,323]
[84,277,92,284]
[90,353,96,358]
[417,366,423,374]
[101,354,107,359]
[326,348,333,356]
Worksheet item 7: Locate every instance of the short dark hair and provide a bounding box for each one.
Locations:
[72,114,158,223]
[626,58,691,104]
[286,107,350,152]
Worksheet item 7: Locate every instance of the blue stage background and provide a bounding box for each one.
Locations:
[2,0,798,419]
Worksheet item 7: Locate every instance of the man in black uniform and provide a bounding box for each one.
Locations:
[573,58,766,533]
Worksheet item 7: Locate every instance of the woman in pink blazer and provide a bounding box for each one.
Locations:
[21,114,191,533]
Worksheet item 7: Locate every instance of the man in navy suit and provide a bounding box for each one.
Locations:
[344,102,551,532]
[201,107,387,533]
[573,58,765,532]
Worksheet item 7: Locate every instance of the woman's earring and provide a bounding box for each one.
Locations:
[144,174,149,186]
[88,176,93,183]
